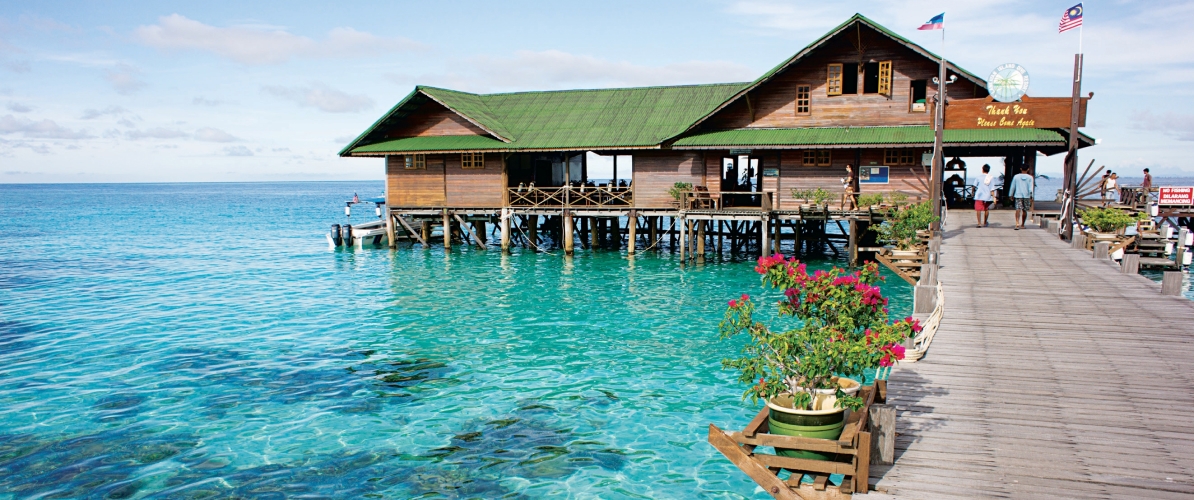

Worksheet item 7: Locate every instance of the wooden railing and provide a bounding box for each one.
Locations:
[507,186,633,208]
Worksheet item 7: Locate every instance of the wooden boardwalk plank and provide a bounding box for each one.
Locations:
[873,211,1194,498]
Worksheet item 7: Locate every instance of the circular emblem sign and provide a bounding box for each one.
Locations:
[988,63,1030,102]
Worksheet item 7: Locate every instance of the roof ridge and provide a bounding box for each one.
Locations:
[475,81,749,97]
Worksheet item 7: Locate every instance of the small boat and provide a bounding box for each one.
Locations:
[328,196,390,249]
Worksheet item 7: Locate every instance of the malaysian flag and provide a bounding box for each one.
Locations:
[1059,3,1083,33]
[919,13,944,30]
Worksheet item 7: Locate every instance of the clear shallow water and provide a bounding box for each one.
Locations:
[0,182,912,499]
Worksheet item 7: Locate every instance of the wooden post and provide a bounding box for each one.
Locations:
[1072,233,1087,250]
[869,404,896,465]
[771,217,780,254]
[563,210,574,255]
[442,210,452,250]
[648,216,657,250]
[627,211,637,255]
[590,217,599,249]
[394,215,426,249]
[914,284,936,313]
[500,209,511,253]
[1093,241,1110,260]
[793,218,802,256]
[696,220,705,261]
[421,221,431,249]
[1162,271,1183,296]
[848,218,858,266]
[528,215,538,247]
[760,216,770,257]
[679,216,686,260]
[475,221,486,244]
[1121,253,1140,274]
[453,213,486,249]
[385,209,397,249]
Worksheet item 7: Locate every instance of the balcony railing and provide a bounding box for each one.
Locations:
[508,186,633,208]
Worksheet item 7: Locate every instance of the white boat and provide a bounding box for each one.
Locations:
[328,196,391,249]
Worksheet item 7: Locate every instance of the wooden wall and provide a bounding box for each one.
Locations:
[445,153,504,207]
[632,152,704,208]
[386,100,491,138]
[386,154,446,207]
[702,24,985,130]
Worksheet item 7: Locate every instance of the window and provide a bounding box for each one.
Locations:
[404,154,426,169]
[802,150,831,167]
[884,149,920,166]
[461,152,485,169]
[842,63,858,94]
[826,64,843,96]
[863,62,880,93]
[796,85,811,114]
[878,61,892,96]
[909,80,927,112]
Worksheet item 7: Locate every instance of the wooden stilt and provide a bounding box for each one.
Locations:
[761,216,770,257]
[648,216,657,250]
[627,211,637,255]
[394,215,426,248]
[475,221,486,244]
[717,220,724,255]
[452,213,485,249]
[590,216,599,249]
[500,209,511,253]
[528,215,538,247]
[794,218,802,256]
[385,209,397,249]
[442,210,452,250]
[421,221,432,249]
[679,217,687,260]
[686,219,695,261]
[563,211,574,255]
[670,217,677,252]
[772,217,780,254]
[849,218,859,267]
[696,220,706,261]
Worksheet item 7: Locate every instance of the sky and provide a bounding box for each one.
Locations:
[0,0,1191,183]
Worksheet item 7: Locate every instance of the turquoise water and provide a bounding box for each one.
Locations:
[0,182,912,499]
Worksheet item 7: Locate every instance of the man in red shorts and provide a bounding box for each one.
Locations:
[973,164,996,227]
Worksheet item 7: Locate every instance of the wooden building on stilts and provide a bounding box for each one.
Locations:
[340,13,1094,264]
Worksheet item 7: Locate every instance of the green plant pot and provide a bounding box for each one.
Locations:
[767,409,846,461]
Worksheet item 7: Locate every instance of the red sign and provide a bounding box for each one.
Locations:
[1158,187,1194,206]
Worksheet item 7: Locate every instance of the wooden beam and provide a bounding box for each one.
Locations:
[708,425,801,500]
[394,215,426,248]
[453,213,486,249]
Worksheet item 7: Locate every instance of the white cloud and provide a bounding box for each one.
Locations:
[104,64,146,95]
[81,105,128,119]
[223,145,253,156]
[0,114,90,139]
[192,97,227,106]
[6,102,32,113]
[133,14,424,65]
[194,127,239,142]
[1130,110,1194,141]
[262,82,373,113]
[126,127,187,140]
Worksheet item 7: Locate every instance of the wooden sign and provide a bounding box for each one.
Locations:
[1159,187,1194,206]
[944,96,1088,129]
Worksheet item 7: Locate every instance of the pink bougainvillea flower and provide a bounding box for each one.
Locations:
[741,293,750,301]
[728,300,737,307]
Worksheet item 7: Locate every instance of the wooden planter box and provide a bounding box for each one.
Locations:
[709,382,885,499]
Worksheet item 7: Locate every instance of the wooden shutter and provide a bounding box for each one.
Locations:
[827,64,843,96]
[878,61,892,96]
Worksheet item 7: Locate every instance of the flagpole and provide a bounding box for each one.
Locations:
[1062,12,1084,241]
[930,19,946,232]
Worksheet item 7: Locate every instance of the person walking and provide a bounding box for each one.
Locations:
[1103,173,1118,207]
[1141,168,1153,205]
[973,164,996,228]
[1008,165,1034,230]
[1099,169,1111,200]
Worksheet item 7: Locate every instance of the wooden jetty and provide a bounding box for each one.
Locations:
[866,210,1194,499]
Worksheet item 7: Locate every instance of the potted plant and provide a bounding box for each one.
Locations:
[858,193,884,210]
[810,187,834,209]
[1079,206,1146,237]
[720,259,920,460]
[668,182,693,208]
[790,188,812,209]
[872,201,938,259]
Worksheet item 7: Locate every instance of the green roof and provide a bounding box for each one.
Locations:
[349,135,509,154]
[342,83,746,155]
[672,127,1071,148]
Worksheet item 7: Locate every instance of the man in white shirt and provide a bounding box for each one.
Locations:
[973,164,996,228]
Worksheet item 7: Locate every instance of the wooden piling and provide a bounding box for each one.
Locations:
[1093,241,1110,260]
[1121,253,1140,274]
[421,221,431,249]
[679,217,687,260]
[528,215,538,247]
[848,218,858,266]
[627,211,637,255]
[442,210,452,250]
[869,404,896,465]
[1162,271,1183,296]
[475,221,486,244]
[563,211,574,255]
[696,220,705,261]
[500,209,511,253]
[760,217,770,257]
[385,210,397,249]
